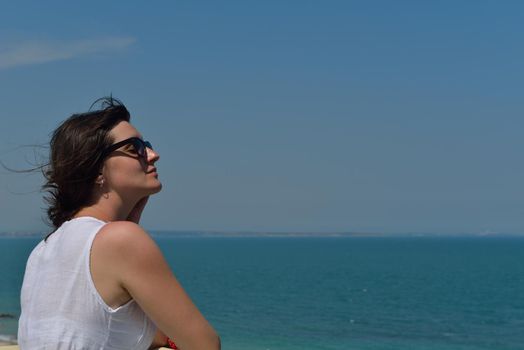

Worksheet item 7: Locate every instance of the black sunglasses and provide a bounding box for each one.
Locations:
[101,137,153,160]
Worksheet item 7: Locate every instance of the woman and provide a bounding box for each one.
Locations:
[17,97,220,350]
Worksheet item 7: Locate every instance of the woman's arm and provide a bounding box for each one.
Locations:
[126,196,149,224]
[148,329,168,349]
[96,221,221,350]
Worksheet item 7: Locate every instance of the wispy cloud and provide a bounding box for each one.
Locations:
[0,36,136,70]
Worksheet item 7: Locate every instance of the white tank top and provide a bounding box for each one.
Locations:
[17,216,157,350]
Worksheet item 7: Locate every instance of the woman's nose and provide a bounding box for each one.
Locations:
[147,147,160,162]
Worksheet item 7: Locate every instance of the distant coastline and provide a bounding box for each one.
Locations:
[1,230,522,238]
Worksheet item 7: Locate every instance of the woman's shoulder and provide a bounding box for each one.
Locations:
[91,221,161,288]
[100,220,145,234]
[95,221,153,251]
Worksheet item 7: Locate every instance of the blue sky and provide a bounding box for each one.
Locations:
[0,1,523,234]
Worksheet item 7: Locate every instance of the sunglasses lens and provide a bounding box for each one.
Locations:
[128,139,143,158]
[133,139,152,159]
[102,137,153,160]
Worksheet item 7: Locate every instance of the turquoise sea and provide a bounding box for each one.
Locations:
[1,235,524,349]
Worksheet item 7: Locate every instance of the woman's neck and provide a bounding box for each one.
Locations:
[73,207,114,223]
[74,195,135,223]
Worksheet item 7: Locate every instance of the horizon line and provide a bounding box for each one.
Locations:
[1,229,523,238]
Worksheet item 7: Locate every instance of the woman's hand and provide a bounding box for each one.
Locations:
[127,196,149,224]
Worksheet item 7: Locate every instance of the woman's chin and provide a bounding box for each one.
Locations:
[148,181,163,194]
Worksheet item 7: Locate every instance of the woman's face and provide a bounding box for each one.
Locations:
[102,121,162,200]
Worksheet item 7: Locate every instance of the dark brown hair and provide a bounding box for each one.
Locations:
[43,96,130,235]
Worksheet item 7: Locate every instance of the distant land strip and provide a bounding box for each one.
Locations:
[1,230,523,238]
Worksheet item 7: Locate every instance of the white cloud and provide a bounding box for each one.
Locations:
[0,36,136,70]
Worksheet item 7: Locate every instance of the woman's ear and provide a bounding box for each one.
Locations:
[96,170,110,199]
[96,172,104,187]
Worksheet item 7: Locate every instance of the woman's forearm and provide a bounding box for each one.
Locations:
[149,329,168,349]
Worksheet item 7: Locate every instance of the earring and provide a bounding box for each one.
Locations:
[99,178,109,199]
